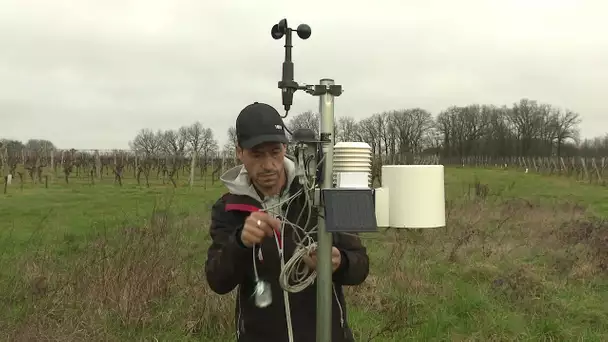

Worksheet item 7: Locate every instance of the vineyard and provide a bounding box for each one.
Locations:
[443,155,607,185]
[1,146,606,196]
[1,149,238,192]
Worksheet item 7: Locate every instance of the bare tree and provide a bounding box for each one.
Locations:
[161,128,188,187]
[355,116,383,184]
[200,128,218,179]
[226,126,238,152]
[507,98,544,156]
[551,109,581,157]
[130,129,163,187]
[130,129,163,156]
[390,108,434,163]
[162,129,187,156]
[187,122,205,187]
[436,105,491,158]
[371,114,387,163]
[336,116,358,142]
[483,105,513,157]
[288,111,320,137]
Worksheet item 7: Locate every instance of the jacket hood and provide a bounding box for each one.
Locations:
[219,157,297,202]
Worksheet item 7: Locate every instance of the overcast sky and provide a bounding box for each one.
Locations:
[1,0,606,150]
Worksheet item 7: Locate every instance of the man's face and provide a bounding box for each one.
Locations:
[237,142,286,191]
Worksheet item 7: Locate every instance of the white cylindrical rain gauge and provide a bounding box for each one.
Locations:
[333,142,372,188]
[381,165,446,228]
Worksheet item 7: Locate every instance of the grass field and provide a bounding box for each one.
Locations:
[1,168,607,341]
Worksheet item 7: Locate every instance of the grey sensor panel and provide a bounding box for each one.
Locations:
[322,188,378,232]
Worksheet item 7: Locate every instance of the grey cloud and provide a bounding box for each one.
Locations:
[1,0,606,149]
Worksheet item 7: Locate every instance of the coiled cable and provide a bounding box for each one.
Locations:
[251,175,318,293]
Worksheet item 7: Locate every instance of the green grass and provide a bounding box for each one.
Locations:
[444,168,608,217]
[1,168,607,341]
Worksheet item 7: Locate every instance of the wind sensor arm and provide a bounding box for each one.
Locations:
[271,19,312,113]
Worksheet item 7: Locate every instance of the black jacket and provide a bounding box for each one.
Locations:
[205,163,369,342]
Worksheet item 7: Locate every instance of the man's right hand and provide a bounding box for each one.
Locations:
[240,211,281,248]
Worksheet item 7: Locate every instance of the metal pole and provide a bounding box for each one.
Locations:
[316,78,335,342]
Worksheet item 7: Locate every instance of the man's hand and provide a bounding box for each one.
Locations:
[240,211,281,248]
[303,246,342,273]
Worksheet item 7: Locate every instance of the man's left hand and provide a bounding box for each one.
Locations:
[303,246,342,273]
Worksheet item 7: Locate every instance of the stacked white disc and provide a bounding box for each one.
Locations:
[332,142,372,187]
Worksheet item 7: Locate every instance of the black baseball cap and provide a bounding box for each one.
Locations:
[236,102,288,149]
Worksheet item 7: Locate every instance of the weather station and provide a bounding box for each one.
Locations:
[265,18,447,342]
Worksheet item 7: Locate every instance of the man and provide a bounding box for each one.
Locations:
[205,102,369,342]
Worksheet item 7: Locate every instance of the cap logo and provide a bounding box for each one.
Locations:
[275,124,283,130]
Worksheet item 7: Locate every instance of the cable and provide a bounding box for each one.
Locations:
[280,175,319,293]
[249,174,321,291]
[248,155,319,342]
[251,184,318,294]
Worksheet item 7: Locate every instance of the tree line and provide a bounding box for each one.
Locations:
[2,97,607,172]
[280,98,606,165]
